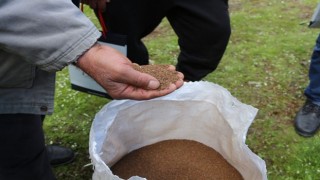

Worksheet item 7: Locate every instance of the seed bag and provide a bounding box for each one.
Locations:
[89,81,267,180]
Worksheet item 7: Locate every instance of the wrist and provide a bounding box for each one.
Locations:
[76,42,100,67]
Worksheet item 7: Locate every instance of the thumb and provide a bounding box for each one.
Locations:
[121,66,161,90]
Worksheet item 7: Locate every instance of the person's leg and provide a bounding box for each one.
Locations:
[167,0,231,81]
[0,114,56,180]
[41,115,75,167]
[71,0,80,7]
[99,0,171,64]
[295,34,320,137]
[305,34,320,103]
[46,145,75,167]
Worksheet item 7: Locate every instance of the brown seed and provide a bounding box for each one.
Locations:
[111,139,244,180]
[133,64,180,90]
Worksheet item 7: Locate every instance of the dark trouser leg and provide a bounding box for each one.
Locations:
[0,114,56,180]
[71,0,80,7]
[101,0,230,81]
[41,116,75,167]
[305,34,320,104]
[294,34,320,137]
[99,0,171,65]
[169,0,231,81]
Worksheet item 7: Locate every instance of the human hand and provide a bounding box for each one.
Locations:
[76,43,184,100]
[81,0,110,11]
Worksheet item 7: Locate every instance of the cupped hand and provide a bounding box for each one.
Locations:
[76,43,184,100]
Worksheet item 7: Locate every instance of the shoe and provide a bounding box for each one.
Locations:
[46,145,75,167]
[294,99,320,137]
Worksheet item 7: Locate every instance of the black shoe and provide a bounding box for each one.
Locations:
[294,99,320,137]
[46,145,75,167]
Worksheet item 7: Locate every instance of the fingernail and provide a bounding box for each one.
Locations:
[148,80,160,89]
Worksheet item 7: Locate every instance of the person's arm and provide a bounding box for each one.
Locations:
[0,0,184,100]
[0,0,100,71]
[76,43,184,100]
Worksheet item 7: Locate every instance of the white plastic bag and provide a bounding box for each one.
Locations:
[89,81,267,180]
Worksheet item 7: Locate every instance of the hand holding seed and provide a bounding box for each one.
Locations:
[132,64,182,90]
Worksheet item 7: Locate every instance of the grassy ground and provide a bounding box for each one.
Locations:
[44,0,320,179]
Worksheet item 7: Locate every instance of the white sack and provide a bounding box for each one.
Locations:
[89,81,268,180]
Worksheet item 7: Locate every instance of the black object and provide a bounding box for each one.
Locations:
[72,0,80,7]
[0,114,56,179]
[71,83,113,99]
[294,99,320,137]
[47,145,75,167]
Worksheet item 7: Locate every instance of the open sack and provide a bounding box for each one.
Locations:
[89,81,267,180]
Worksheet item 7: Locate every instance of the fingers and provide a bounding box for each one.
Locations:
[110,65,184,100]
[121,67,162,90]
[76,43,184,100]
[173,72,184,88]
[111,83,182,100]
[123,64,185,90]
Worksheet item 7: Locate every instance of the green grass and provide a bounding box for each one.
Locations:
[44,0,320,179]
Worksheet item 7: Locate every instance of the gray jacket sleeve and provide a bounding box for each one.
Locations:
[0,0,101,72]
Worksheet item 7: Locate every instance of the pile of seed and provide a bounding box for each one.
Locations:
[111,139,243,180]
[132,64,180,90]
